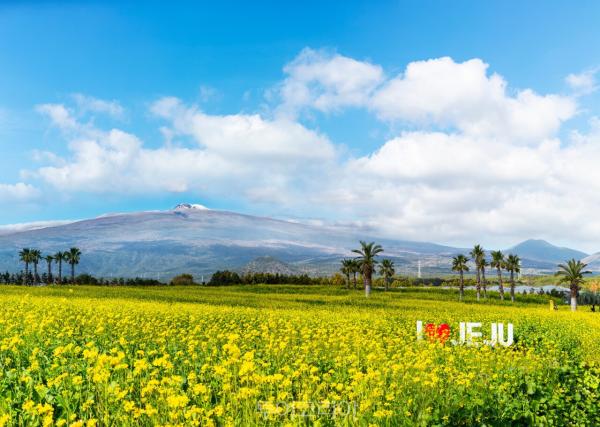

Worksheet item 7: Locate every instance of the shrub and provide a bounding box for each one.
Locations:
[170,274,196,286]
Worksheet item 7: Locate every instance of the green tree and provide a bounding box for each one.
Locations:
[44,255,54,284]
[505,254,521,302]
[452,254,469,301]
[352,241,384,297]
[469,245,485,301]
[490,250,506,300]
[18,248,32,285]
[378,259,395,291]
[65,247,82,283]
[556,259,591,311]
[54,251,66,284]
[340,259,354,289]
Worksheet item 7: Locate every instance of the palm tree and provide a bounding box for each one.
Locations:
[18,248,32,285]
[490,250,506,300]
[30,249,41,285]
[349,259,361,289]
[340,259,353,289]
[469,245,484,301]
[352,241,384,297]
[505,254,521,302]
[64,247,82,284]
[452,254,469,301]
[556,259,591,311]
[378,259,395,291]
[44,255,54,284]
[54,251,66,284]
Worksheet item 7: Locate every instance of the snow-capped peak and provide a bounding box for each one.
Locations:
[173,203,210,211]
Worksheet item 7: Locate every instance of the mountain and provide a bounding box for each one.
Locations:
[581,253,600,272]
[242,256,299,275]
[505,239,588,266]
[173,203,209,211]
[0,206,589,279]
[0,205,460,279]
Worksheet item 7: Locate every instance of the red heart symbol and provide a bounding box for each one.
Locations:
[425,323,451,344]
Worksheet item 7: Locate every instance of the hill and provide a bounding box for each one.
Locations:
[505,239,588,266]
[0,205,459,279]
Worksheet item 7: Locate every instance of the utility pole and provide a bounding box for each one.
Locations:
[417,260,422,279]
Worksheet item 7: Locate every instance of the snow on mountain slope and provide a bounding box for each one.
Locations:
[0,205,589,278]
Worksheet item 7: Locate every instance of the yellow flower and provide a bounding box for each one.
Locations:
[166,394,189,409]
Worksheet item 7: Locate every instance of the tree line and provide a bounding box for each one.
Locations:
[343,241,593,311]
[208,271,323,286]
[16,247,81,285]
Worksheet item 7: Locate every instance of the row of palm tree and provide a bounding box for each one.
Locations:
[18,247,81,285]
[345,241,593,311]
[452,245,522,302]
[444,246,592,311]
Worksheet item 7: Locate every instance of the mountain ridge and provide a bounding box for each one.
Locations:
[0,206,591,278]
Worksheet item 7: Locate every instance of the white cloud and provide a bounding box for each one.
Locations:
[312,121,600,249]
[24,51,600,251]
[370,57,576,142]
[33,98,337,201]
[198,85,221,103]
[72,93,125,118]
[0,182,39,202]
[36,104,79,131]
[566,69,598,95]
[278,48,384,116]
[152,97,336,162]
[0,219,75,236]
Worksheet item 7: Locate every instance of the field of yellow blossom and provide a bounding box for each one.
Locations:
[0,285,598,426]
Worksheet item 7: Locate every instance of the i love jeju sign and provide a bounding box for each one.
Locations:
[416,321,514,346]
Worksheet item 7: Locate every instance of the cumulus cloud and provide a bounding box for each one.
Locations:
[278,48,384,116]
[276,52,575,141]
[36,104,79,131]
[566,69,598,95]
[33,98,337,202]
[0,182,39,202]
[72,93,125,118]
[22,54,600,250]
[370,57,576,142]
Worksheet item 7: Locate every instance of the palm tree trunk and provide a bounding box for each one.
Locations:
[345,273,350,289]
[47,262,52,283]
[385,276,389,291]
[352,273,357,290]
[476,267,481,301]
[33,263,38,286]
[71,263,75,283]
[459,270,464,301]
[365,270,371,297]
[571,284,578,311]
[58,260,62,284]
[497,268,504,300]
[23,262,29,286]
[482,268,487,298]
[510,270,515,302]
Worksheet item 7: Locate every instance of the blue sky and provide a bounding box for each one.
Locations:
[2,1,600,250]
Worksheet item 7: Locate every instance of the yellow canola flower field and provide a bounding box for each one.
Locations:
[0,285,598,426]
